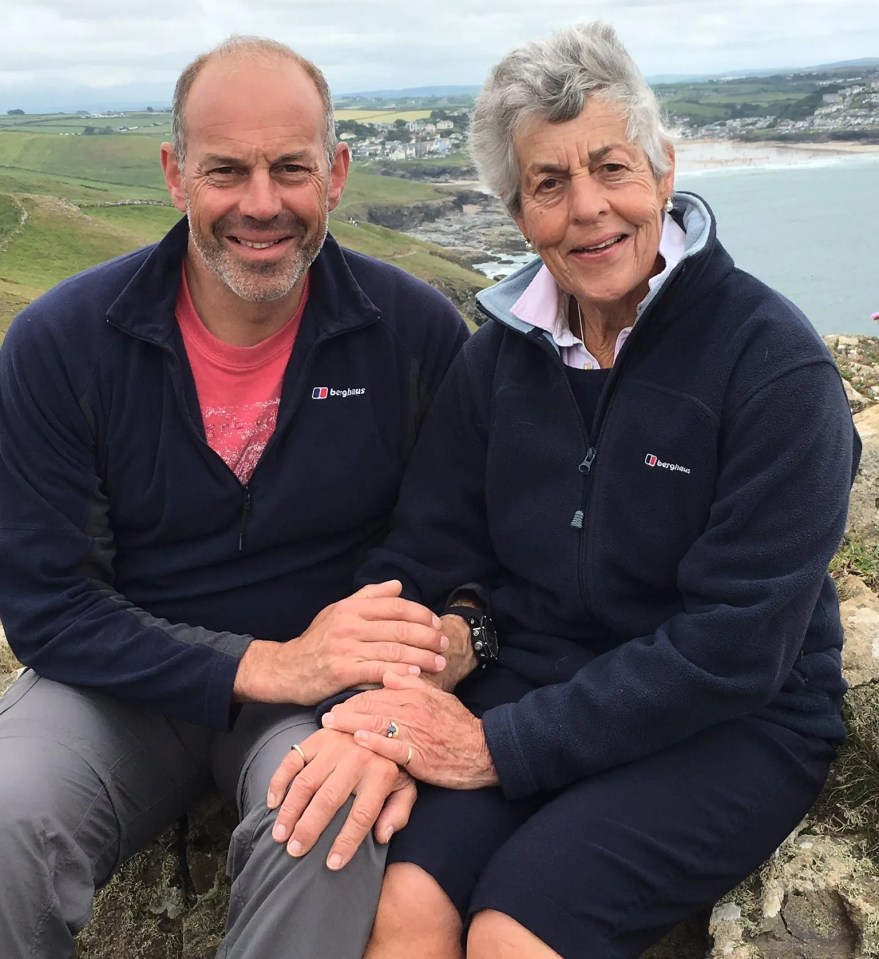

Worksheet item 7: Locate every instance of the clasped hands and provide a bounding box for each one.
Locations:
[261,582,497,871]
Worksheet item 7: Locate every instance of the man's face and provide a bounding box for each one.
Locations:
[162,56,348,304]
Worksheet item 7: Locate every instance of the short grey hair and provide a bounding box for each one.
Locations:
[171,35,337,170]
[469,21,673,214]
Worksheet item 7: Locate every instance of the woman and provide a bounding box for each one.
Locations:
[320,22,859,959]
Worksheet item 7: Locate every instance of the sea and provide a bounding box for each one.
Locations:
[675,153,879,337]
[474,153,879,338]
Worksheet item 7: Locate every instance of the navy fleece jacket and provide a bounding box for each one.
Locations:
[0,218,468,729]
[359,194,860,800]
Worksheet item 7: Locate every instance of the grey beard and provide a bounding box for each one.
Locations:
[184,202,328,303]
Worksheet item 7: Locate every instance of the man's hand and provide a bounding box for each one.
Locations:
[233,580,449,705]
[322,673,499,790]
[266,727,416,870]
[423,613,478,691]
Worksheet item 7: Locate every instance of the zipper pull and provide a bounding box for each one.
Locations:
[238,486,252,551]
[578,448,597,473]
[570,510,584,529]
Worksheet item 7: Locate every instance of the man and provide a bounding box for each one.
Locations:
[0,37,468,958]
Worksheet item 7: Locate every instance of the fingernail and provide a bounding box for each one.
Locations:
[407,665,421,675]
[384,826,394,843]
[322,713,334,727]
[432,614,442,628]
[435,655,446,670]
[354,730,369,743]
[439,634,450,651]
[327,854,343,870]
[288,840,303,857]
[272,822,287,842]
[266,791,276,808]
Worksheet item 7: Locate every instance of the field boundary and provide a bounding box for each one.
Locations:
[0,194,28,255]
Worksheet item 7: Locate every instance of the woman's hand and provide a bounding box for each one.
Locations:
[322,672,499,790]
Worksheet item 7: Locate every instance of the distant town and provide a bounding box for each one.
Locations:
[335,109,467,162]
[668,67,879,142]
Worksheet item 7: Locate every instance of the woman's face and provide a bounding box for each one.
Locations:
[512,99,675,318]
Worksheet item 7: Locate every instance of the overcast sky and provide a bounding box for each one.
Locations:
[2,0,877,111]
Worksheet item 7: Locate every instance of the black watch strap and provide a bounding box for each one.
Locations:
[442,605,499,668]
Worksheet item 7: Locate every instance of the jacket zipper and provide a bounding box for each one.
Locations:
[524,331,597,534]
[238,485,252,551]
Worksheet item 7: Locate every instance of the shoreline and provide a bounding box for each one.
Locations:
[674,137,879,173]
[443,139,879,188]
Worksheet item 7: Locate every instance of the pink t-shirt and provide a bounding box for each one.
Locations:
[176,272,308,484]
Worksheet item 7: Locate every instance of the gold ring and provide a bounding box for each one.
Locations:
[402,744,414,767]
[290,743,307,763]
[386,720,401,739]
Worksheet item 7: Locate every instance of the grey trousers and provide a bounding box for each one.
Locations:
[0,670,386,958]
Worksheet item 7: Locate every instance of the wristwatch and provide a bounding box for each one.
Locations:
[442,606,499,668]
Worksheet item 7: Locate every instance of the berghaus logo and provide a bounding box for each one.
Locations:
[645,453,691,475]
[311,386,367,399]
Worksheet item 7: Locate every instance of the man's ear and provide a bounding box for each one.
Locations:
[326,142,351,213]
[160,142,187,213]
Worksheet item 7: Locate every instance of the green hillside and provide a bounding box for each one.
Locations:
[0,131,167,190]
[0,195,156,308]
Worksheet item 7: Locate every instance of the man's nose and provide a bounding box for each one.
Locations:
[237,170,284,220]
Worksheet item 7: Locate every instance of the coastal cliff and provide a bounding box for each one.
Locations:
[1,335,879,958]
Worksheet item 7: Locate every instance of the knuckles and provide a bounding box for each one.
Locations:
[347,801,380,832]
[389,596,406,618]
[311,781,344,811]
[385,642,404,662]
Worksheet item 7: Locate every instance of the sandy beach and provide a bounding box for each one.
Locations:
[674,138,879,173]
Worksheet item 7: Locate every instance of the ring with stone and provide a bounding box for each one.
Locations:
[386,720,401,739]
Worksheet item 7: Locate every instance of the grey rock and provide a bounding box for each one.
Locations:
[839,575,879,686]
[847,405,879,541]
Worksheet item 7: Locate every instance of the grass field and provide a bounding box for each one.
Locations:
[335,109,432,123]
[0,111,172,136]
[84,203,182,235]
[336,166,449,216]
[0,131,167,190]
[0,196,155,298]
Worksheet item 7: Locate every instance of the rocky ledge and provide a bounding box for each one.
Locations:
[2,335,879,958]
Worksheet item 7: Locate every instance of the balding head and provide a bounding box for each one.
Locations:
[171,36,337,170]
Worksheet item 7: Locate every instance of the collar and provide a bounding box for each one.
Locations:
[510,215,687,352]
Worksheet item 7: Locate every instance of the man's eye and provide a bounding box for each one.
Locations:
[211,167,238,176]
[601,163,626,174]
[279,164,307,175]
[536,177,559,192]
